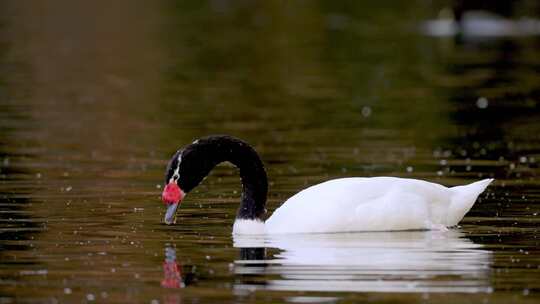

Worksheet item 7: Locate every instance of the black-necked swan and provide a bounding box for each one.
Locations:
[161,135,493,234]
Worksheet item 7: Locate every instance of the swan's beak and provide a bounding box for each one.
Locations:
[164,202,179,225]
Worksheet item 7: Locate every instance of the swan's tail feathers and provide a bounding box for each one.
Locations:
[448,178,494,226]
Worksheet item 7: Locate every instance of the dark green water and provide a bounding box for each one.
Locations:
[1,1,540,303]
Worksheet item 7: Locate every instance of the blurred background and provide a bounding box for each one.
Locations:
[1,1,540,303]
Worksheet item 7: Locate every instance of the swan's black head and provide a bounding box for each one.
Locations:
[162,145,209,224]
[161,135,268,225]
[163,142,218,194]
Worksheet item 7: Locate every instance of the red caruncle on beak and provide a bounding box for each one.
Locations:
[162,182,183,204]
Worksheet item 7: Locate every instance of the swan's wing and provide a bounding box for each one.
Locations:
[353,190,434,231]
[265,177,454,233]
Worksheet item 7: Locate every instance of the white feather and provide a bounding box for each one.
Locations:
[232,219,266,235]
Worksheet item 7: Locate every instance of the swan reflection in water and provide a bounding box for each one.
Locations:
[161,246,184,288]
[160,246,203,304]
[233,230,492,294]
[161,246,196,289]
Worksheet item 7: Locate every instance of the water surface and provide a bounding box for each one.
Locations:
[1,1,540,303]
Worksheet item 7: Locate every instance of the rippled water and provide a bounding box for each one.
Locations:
[1,1,540,303]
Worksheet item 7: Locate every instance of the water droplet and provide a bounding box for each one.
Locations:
[86,294,95,301]
[361,106,372,117]
[63,288,72,294]
[476,97,489,109]
[406,166,413,173]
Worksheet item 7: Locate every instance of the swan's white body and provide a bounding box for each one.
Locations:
[232,177,493,235]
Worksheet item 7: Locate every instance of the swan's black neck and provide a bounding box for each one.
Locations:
[165,135,268,221]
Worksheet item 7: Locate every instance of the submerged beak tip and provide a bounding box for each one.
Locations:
[164,219,174,225]
[164,202,180,225]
